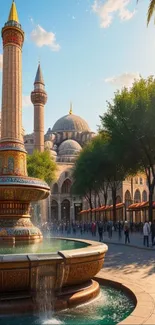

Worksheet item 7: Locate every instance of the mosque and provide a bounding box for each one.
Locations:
[24,63,149,224]
[5,1,149,224]
[24,63,96,222]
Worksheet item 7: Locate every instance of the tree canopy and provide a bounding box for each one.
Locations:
[72,134,131,221]
[100,76,155,220]
[27,150,57,185]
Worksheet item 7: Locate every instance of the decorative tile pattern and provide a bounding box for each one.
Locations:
[0,227,42,237]
[0,176,49,188]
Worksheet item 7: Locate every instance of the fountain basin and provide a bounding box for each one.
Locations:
[0,238,108,313]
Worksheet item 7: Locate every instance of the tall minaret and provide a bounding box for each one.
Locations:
[31,64,47,152]
[1,0,24,142]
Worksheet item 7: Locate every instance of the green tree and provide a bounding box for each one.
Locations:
[100,76,155,221]
[72,143,97,219]
[137,0,155,25]
[73,134,129,222]
[27,150,57,185]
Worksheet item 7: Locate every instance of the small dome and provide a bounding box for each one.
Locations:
[52,114,90,133]
[44,140,52,150]
[58,139,82,156]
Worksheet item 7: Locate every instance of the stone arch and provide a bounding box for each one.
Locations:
[134,189,141,203]
[116,196,122,203]
[61,199,70,222]
[51,200,58,221]
[52,183,58,194]
[142,190,147,202]
[125,190,132,208]
[61,179,72,194]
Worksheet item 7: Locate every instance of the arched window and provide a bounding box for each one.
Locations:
[125,190,132,208]
[142,190,147,202]
[51,200,58,221]
[135,177,138,184]
[116,196,122,203]
[134,189,141,203]
[140,177,143,185]
[61,179,72,194]
[61,199,70,221]
[53,183,58,194]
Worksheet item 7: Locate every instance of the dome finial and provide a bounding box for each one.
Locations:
[69,102,73,115]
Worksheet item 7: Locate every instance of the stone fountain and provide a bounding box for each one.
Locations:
[0,1,108,316]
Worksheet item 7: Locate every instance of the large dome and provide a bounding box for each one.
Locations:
[52,114,90,133]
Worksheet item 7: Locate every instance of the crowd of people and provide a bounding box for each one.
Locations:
[40,219,155,248]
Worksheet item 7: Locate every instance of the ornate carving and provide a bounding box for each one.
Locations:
[63,259,104,285]
[2,28,24,48]
[0,150,27,176]
[31,91,47,105]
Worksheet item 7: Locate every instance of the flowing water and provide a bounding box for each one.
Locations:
[0,286,135,325]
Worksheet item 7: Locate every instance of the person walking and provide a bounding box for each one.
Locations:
[143,221,150,247]
[107,221,113,239]
[98,221,103,242]
[124,221,130,244]
[118,221,122,240]
[151,220,155,246]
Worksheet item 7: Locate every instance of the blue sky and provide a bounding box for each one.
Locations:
[0,0,154,134]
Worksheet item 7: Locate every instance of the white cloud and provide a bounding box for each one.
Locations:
[0,54,3,71]
[31,25,60,51]
[22,95,32,108]
[105,72,140,88]
[92,0,136,28]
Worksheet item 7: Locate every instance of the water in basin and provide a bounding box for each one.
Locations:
[0,286,134,325]
[0,238,88,255]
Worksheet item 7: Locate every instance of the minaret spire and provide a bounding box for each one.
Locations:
[8,0,19,23]
[31,63,47,152]
[34,63,44,85]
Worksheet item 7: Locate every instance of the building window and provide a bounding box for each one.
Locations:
[134,189,141,203]
[140,177,143,185]
[125,190,132,208]
[61,179,72,194]
[53,183,58,194]
[135,177,138,184]
[142,190,147,202]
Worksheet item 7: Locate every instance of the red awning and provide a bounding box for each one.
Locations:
[128,201,148,210]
